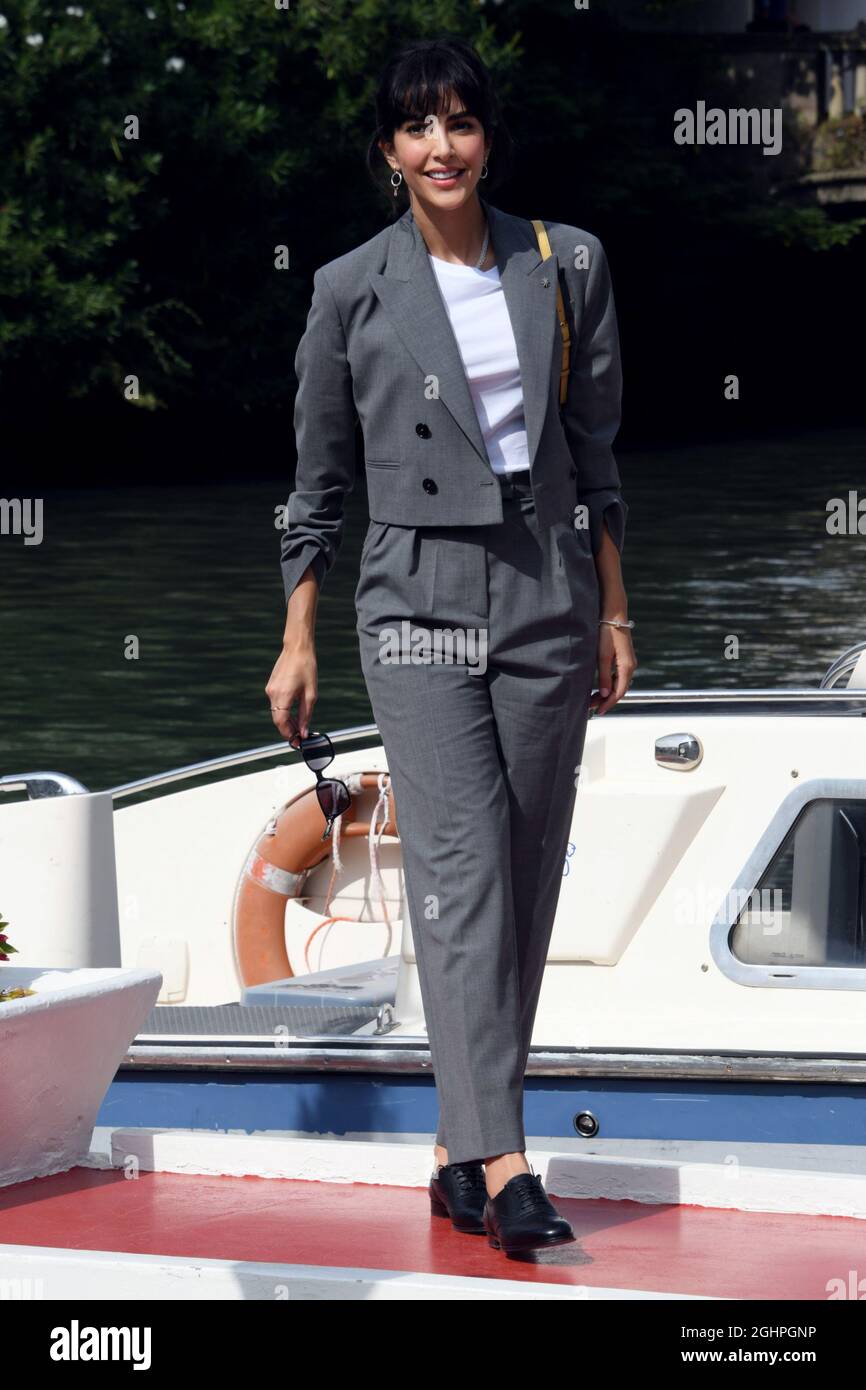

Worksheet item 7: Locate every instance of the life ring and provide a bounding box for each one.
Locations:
[232,772,399,987]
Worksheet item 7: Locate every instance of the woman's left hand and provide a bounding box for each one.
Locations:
[586,517,636,714]
[591,620,637,715]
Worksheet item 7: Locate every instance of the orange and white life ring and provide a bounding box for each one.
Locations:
[232,772,399,988]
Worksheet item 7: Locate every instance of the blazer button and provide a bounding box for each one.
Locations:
[422,478,438,494]
[415,423,431,438]
[569,465,577,479]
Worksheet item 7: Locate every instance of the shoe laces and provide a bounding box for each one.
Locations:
[509,1173,548,1214]
[450,1161,487,1193]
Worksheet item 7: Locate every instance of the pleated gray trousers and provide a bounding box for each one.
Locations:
[354,471,600,1166]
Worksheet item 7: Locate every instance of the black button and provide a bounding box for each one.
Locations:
[422,478,438,494]
[569,465,577,479]
[415,423,431,438]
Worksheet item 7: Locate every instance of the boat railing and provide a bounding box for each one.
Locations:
[2,685,866,803]
[820,638,866,689]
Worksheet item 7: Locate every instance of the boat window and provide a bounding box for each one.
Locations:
[730,798,866,969]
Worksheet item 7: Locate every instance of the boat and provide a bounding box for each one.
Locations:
[3,639,866,1299]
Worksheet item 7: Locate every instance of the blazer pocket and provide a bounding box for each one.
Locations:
[365,457,400,468]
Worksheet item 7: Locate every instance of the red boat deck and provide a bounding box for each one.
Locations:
[1,1166,862,1298]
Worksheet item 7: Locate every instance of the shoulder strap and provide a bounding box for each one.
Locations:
[531,219,571,408]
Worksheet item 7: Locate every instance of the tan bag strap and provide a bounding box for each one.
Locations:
[531,218,571,408]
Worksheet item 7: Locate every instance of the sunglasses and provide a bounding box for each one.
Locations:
[288,730,351,841]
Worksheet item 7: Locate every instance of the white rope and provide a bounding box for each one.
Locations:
[316,771,394,956]
[323,805,344,914]
[369,772,393,956]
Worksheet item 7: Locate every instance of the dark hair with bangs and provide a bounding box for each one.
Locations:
[365,35,514,215]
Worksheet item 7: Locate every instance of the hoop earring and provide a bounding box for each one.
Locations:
[480,162,489,179]
[390,169,403,197]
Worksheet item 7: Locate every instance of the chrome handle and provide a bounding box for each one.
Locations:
[655,733,703,770]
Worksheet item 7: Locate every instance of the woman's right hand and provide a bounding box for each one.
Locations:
[266,641,318,743]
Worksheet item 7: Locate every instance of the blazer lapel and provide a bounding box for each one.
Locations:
[367,196,559,475]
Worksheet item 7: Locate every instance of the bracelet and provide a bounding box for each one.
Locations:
[599,618,635,630]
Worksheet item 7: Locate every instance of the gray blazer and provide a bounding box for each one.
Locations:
[280,194,627,603]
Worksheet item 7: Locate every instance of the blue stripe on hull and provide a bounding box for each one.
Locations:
[99,1072,866,1145]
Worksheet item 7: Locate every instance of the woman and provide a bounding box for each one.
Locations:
[266,35,636,1255]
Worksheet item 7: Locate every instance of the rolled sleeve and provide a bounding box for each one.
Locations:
[585,489,629,557]
[279,539,329,606]
[280,266,357,604]
[562,235,627,556]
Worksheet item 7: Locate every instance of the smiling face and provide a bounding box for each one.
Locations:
[380,88,490,214]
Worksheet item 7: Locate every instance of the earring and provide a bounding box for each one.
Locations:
[390,169,403,196]
[480,161,489,179]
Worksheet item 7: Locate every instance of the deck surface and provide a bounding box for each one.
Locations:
[1,1166,862,1298]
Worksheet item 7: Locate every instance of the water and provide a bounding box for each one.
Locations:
[1,426,863,791]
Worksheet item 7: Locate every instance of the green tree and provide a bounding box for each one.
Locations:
[0,0,860,420]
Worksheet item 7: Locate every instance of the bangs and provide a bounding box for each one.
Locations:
[378,37,493,135]
[390,73,485,130]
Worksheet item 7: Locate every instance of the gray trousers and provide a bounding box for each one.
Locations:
[354,472,599,1166]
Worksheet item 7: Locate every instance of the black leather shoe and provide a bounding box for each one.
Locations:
[429,1160,487,1234]
[484,1169,575,1253]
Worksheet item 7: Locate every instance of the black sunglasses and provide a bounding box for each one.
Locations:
[289,730,351,841]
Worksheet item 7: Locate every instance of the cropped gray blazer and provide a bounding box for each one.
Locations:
[280,194,627,602]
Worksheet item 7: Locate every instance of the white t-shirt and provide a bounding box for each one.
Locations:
[428,254,530,476]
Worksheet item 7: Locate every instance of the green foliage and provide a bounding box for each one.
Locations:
[729,201,866,250]
[0,0,860,417]
[813,113,866,172]
[0,910,32,1002]
[0,910,17,962]
[0,0,521,412]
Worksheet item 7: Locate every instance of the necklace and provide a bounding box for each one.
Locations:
[424,215,491,269]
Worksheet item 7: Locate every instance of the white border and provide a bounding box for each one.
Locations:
[0,1245,714,1301]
